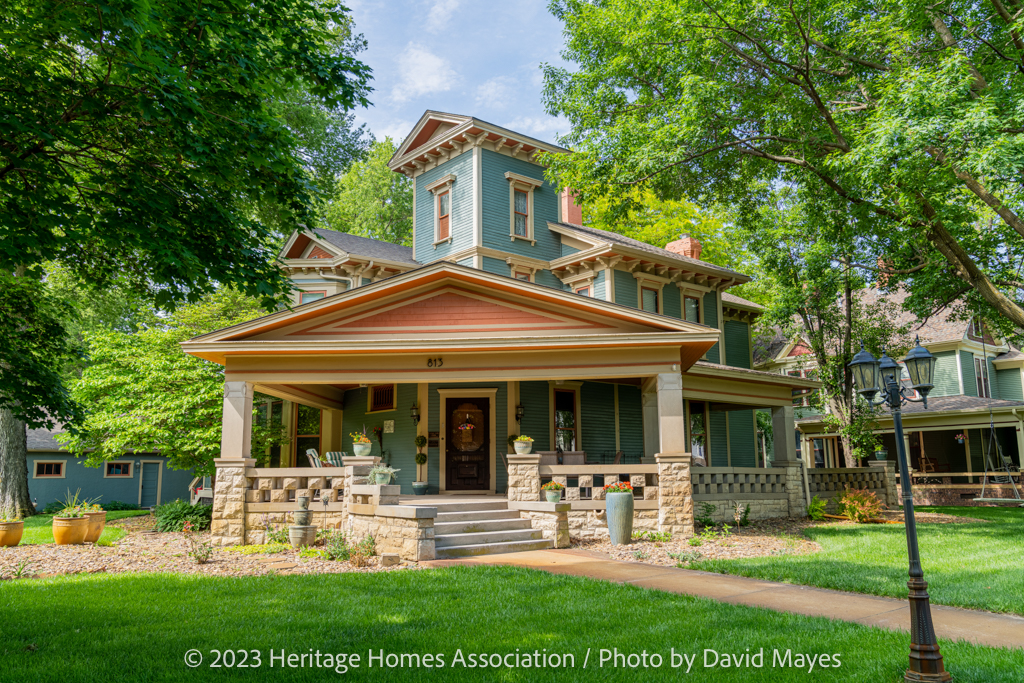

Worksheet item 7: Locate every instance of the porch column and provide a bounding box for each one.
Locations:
[771,405,807,518]
[212,380,255,547]
[507,454,541,502]
[641,377,659,462]
[654,373,693,537]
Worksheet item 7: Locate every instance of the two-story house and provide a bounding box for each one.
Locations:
[757,289,1023,504]
[184,111,816,500]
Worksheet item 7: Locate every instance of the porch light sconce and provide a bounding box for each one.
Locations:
[515,404,525,423]
[410,402,420,425]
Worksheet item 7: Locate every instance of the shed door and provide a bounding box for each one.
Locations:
[140,462,160,508]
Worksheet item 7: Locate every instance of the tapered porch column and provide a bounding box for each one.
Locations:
[212,381,255,547]
[771,405,807,518]
[641,377,659,462]
[654,372,693,537]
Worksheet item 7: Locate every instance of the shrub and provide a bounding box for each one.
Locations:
[102,501,140,511]
[154,499,212,532]
[694,502,716,527]
[807,495,827,521]
[632,530,671,542]
[321,530,352,561]
[835,488,884,523]
[350,535,375,567]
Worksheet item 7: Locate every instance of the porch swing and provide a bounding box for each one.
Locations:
[972,333,1023,506]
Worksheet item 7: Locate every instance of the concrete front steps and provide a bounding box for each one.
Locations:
[433,500,553,559]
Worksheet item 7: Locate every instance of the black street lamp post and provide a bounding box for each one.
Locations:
[849,337,951,683]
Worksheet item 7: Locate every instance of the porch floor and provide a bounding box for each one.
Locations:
[398,494,508,507]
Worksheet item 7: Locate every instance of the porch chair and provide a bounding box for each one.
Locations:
[305,449,323,468]
[324,451,346,467]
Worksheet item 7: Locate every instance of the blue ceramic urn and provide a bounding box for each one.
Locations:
[605,491,635,545]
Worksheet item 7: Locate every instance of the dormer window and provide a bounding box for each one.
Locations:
[641,286,660,313]
[684,295,701,323]
[300,290,326,305]
[437,191,450,240]
[575,285,592,297]
[514,271,532,282]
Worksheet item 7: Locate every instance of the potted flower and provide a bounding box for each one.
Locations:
[875,446,888,461]
[603,481,634,545]
[541,481,564,503]
[513,435,534,455]
[955,433,966,445]
[350,425,372,457]
[0,507,24,547]
[367,463,400,486]
[413,435,429,495]
[52,490,89,545]
[83,501,107,543]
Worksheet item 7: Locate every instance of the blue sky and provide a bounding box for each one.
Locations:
[346,0,571,146]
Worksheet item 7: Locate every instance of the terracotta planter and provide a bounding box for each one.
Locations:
[0,520,24,547]
[52,516,89,545]
[84,511,107,543]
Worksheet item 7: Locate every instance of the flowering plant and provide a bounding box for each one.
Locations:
[458,423,474,431]
[514,435,534,442]
[603,481,633,494]
[541,481,564,491]
[954,433,966,441]
[350,425,371,444]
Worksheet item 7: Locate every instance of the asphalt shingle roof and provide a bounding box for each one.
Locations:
[310,228,418,265]
[27,425,64,452]
[722,292,762,309]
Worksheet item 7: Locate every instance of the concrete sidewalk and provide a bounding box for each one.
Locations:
[422,549,1024,650]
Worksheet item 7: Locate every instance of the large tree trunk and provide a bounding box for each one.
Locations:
[0,408,34,517]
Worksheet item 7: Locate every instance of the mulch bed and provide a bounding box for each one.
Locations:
[0,514,417,580]
[570,509,985,568]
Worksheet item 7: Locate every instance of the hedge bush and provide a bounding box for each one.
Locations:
[154,499,212,532]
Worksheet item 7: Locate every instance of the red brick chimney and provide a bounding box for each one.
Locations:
[560,188,583,225]
[665,234,702,260]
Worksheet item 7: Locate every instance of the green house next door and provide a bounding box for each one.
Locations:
[139,461,162,508]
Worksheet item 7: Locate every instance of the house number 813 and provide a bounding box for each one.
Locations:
[427,357,443,368]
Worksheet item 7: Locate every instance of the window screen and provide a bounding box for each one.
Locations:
[641,287,659,313]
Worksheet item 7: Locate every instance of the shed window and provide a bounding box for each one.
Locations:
[437,191,450,240]
[370,384,396,412]
[513,189,529,237]
[35,461,64,478]
[105,462,133,477]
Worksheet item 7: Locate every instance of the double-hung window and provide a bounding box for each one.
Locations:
[554,390,577,451]
[437,191,451,241]
[641,286,659,313]
[974,357,991,398]
[514,189,529,237]
[683,295,701,323]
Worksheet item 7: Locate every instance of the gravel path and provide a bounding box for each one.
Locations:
[0,514,415,579]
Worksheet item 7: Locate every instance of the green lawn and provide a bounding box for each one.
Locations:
[20,511,151,546]
[690,506,1024,615]
[0,567,1020,682]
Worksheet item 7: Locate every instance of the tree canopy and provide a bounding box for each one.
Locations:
[542,0,1024,334]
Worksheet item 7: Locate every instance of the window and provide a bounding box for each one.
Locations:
[688,401,707,463]
[575,286,591,297]
[105,462,133,478]
[514,271,532,282]
[34,461,64,478]
[684,295,701,324]
[256,400,284,468]
[437,191,450,240]
[295,404,322,462]
[299,290,326,305]
[641,286,659,313]
[369,384,396,412]
[975,356,991,398]
[554,390,577,450]
[514,189,529,237]
[787,368,817,407]
[813,438,827,468]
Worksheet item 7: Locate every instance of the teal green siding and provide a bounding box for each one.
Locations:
[708,409,729,466]
[360,278,372,287]
[457,258,474,267]
[617,384,644,457]
[414,153,474,263]
[581,382,616,458]
[427,382,508,492]
[662,284,681,320]
[996,368,1023,401]
[968,429,985,471]
[961,350,977,397]
[481,256,507,276]
[724,320,751,369]
[561,243,580,257]
[518,381,550,452]
[592,270,606,300]
[931,351,959,397]
[729,410,756,467]
[534,270,565,291]
[26,454,195,509]
[480,150,561,261]
[342,384,420,494]
[704,291,720,363]
[614,270,637,307]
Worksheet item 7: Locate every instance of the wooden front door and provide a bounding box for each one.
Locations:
[446,397,490,490]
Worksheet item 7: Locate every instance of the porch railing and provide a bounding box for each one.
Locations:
[897,471,1022,486]
[690,467,789,502]
[806,467,890,499]
[539,464,659,510]
[243,467,347,512]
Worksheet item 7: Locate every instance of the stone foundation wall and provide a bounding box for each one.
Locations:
[349,510,435,561]
[210,459,251,547]
[518,509,570,548]
[567,509,658,540]
[243,511,346,545]
[691,498,790,525]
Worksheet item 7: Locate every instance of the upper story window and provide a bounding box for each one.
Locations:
[514,190,529,237]
[787,367,817,407]
[641,286,660,313]
[974,356,991,398]
[514,271,532,282]
[504,172,543,244]
[684,295,701,323]
[575,285,592,297]
[437,191,450,240]
[369,384,397,413]
[300,290,326,305]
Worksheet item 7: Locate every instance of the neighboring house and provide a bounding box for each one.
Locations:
[755,290,1023,504]
[185,110,814,496]
[26,425,196,510]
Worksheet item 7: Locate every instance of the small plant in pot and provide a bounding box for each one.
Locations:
[603,481,635,546]
[413,435,429,495]
[367,463,400,486]
[52,489,90,545]
[350,425,372,457]
[541,481,564,503]
[82,500,107,543]
[0,507,24,547]
[513,435,534,455]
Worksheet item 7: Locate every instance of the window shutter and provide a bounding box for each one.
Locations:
[371,384,395,412]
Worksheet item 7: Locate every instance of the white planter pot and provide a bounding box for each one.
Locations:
[352,442,372,457]
[514,441,533,455]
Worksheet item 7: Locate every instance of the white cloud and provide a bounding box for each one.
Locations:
[390,43,458,103]
[502,115,572,141]
[426,0,460,33]
[475,76,517,110]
